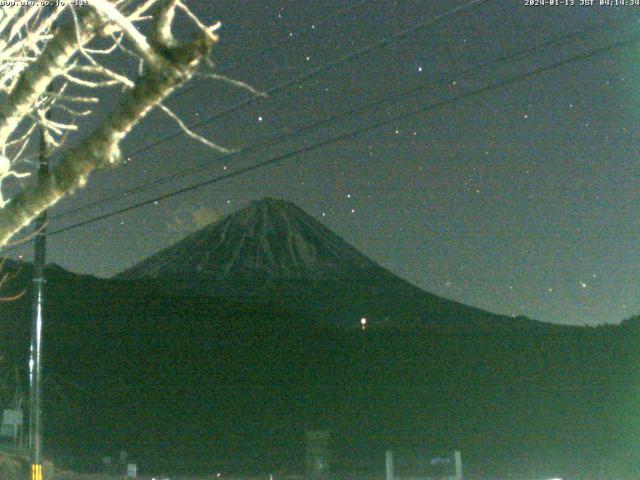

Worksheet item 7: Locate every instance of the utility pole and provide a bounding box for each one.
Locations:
[29,109,49,480]
[385,450,394,480]
[454,450,463,480]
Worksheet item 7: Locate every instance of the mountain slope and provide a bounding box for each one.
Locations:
[118,197,386,280]
[1,238,637,477]
[0,265,637,478]
[117,197,548,329]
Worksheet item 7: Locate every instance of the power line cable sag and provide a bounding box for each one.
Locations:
[16,0,492,233]
[40,37,636,240]
[197,0,377,76]
[168,0,379,102]
[123,0,493,156]
[51,17,633,221]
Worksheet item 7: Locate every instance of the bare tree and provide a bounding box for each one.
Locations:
[0,1,231,247]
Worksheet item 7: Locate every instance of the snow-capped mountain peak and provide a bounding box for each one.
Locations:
[118,197,385,280]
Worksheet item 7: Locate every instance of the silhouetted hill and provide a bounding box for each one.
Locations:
[116,198,550,330]
[1,197,637,477]
[1,259,639,478]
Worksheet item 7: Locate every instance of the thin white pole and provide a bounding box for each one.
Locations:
[385,450,394,480]
[454,450,463,480]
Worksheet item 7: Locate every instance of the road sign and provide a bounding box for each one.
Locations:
[2,409,23,426]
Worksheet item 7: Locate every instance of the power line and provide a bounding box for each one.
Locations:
[207,0,377,74]
[52,16,628,221]
[122,0,493,157]
[40,36,636,240]
[23,0,494,227]
[169,0,378,100]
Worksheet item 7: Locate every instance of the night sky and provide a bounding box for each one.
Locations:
[7,0,639,326]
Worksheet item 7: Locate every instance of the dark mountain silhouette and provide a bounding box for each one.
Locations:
[118,197,385,280]
[116,197,547,330]
[0,201,638,478]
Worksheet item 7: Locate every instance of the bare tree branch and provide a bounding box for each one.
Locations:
[158,103,234,153]
[0,7,99,146]
[0,11,219,245]
[0,2,261,249]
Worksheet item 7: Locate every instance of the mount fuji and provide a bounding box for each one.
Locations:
[0,199,632,477]
[117,197,544,330]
